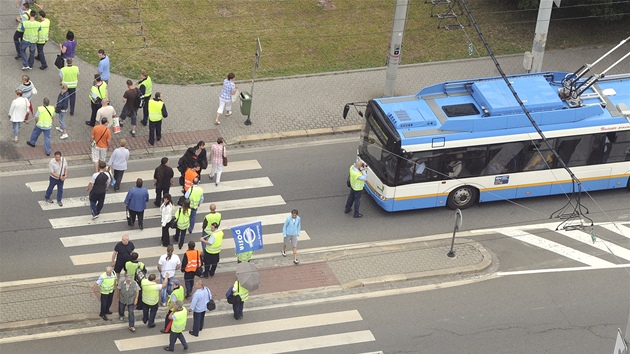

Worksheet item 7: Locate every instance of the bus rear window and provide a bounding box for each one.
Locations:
[442,103,480,117]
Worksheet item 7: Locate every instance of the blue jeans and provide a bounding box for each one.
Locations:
[58,111,66,130]
[67,88,76,114]
[188,208,198,233]
[118,302,135,327]
[12,122,22,137]
[167,331,188,350]
[345,189,363,217]
[160,275,173,304]
[36,43,47,67]
[45,176,64,202]
[20,40,36,68]
[191,311,206,335]
[29,125,51,155]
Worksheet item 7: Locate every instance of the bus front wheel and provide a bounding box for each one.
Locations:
[447,185,478,210]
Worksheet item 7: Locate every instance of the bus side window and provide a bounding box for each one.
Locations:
[482,142,526,175]
[587,133,606,165]
[606,131,630,162]
[522,140,555,171]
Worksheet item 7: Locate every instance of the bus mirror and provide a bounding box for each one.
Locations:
[343,104,350,119]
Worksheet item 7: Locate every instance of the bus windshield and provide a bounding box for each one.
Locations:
[359,105,400,186]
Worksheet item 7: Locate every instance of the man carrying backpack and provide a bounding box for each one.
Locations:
[119,79,141,137]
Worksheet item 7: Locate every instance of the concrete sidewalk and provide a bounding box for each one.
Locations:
[0,236,491,335]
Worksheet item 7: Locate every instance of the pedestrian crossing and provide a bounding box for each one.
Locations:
[472,221,630,268]
[26,157,314,272]
[114,310,377,353]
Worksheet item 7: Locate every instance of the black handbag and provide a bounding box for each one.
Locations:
[54,53,64,69]
[169,214,178,229]
[206,287,216,311]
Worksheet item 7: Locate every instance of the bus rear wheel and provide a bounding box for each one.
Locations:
[447,185,478,210]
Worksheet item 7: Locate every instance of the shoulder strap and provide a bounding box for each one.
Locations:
[43,106,53,118]
[95,127,107,144]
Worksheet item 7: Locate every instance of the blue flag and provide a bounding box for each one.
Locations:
[231,221,263,254]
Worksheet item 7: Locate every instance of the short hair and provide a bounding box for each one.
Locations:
[188,241,195,250]
[94,74,102,81]
[39,10,46,17]
[154,92,161,99]
[99,161,106,169]
[119,138,127,147]
[66,31,74,41]
[100,117,108,125]
[66,58,73,65]
[227,73,235,80]
[22,75,30,82]
[98,49,105,55]
[61,84,68,90]
[161,157,168,165]
[141,70,148,77]
[54,151,62,157]
[136,178,143,187]
[193,177,199,184]
[15,90,23,96]
[211,222,219,228]
[43,97,50,106]
[130,252,138,261]
[217,137,224,144]
[126,79,133,86]
[29,10,36,17]
[291,209,299,215]
[193,162,200,168]
[148,274,156,281]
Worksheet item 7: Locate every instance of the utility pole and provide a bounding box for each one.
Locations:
[529,0,561,72]
[384,0,409,97]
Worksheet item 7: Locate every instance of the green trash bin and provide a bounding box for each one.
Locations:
[239,91,252,116]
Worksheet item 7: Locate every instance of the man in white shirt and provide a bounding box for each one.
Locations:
[44,151,67,206]
[157,245,181,306]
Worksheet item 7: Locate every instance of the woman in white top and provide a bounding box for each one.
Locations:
[160,194,173,247]
[8,89,29,142]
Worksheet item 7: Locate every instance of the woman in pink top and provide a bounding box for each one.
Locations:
[208,137,226,186]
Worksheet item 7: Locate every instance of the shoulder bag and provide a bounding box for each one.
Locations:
[206,287,216,311]
[170,208,180,229]
[55,52,64,69]
[91,128,107,148]
[226,283,241,304]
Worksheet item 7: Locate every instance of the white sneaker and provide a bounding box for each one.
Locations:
[225,110,232,116]
[60,134,69,139]
[55,127,63,132]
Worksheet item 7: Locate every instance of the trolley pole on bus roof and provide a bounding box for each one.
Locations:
[384,0,409,97]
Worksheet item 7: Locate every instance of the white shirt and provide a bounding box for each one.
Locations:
[158,254,180,278]
[9,97,29,123]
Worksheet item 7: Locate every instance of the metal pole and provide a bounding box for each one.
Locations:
[384,0,409,97]
[245,39,261,126]
[447,209,463,258]
[530,0,558,72]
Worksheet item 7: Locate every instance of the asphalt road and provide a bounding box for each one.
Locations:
[0,138,629,282]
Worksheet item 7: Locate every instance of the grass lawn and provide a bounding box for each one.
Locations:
[45,0,628,85]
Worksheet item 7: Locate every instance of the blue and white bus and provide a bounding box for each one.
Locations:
[350,71,630,212]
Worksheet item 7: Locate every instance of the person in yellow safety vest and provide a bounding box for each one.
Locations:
[174,199,191,250]
[141,272,170,328]
[231,279,249,320]
[59,58,79,115]
[35,10,49,69]
[344,159,368,218]
[86,74,108,127]
[184,177,204,234]
[161,279,185,333]
[181,241,202,298]
[89,266,117,321]
[201,203,221,253]
[138,70,152,126]
[147,92,167,145]
[26,96,55,156]
[19,10,40,70]
[124,252,146,310]
[164,300,189,351]
[13,2,30,59]
[200,222,223,278]
[236,251,253,263]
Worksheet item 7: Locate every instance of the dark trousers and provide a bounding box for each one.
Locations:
[13,31,23,56]
[175,228,186,250]
[164,310,173,331]
[128,209,144,229]
[99,292,114,316]
[184,272,195,297]
[118,302,135,327]
[167,331,188,351]
[142,302,158,326]
[232,301,244,319]
[161,225,170,247]
[113,169,124,191]
[148,120,162,145]
[44,176,64,202]
[345,189,363,217]
[203,252,220,277]
[89,191,106,216]
[68,88,76,114]
[155,186,170,206]
[36,42,47,67]
[191,311,206,335]
[141,97,150,124]
[89,102,100,125]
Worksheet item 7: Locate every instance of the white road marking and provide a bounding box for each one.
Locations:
[497,229,616,267]
[26,160,262,192]
[115,310,363,351]
[551,227,630,261]
[70,231,310,265]
[59,212,290,247]
[598,223,630,239]
[497,263,630,276]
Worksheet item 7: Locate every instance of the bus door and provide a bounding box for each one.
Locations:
[393,151,442,209]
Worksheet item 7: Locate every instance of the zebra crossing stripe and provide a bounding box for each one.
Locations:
[49,194,283,229]
[70,231,310,265]
[498,229,616,267]
[41,177,274,211]
[60,212,290,247]
[598,223,630,239]
[551,227,630,261]
[26,160,262,192]
[114,309,364,351]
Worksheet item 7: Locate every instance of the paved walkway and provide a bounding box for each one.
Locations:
[0,236,491,334]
